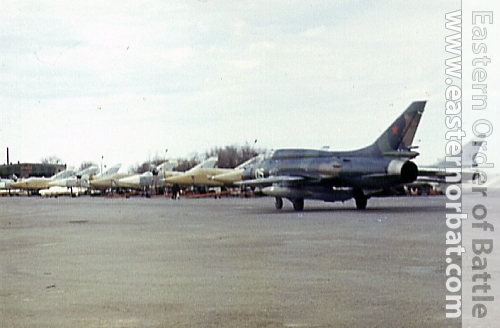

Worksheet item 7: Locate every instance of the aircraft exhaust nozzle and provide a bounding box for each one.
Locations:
[387,160,418,183]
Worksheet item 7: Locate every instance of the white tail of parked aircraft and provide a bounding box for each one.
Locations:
[48,165,100,188]
[9,167,76,191]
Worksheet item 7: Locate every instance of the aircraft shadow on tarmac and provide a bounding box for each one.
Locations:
[244,200,444,215]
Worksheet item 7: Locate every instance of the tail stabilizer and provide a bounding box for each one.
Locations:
[463,139,485,167]
[187,156,218,172]
[157,160,179,172]
[355,101,426,157]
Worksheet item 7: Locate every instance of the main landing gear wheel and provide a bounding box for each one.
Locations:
[275,197,283,210]
[292,198,304,212]
[353,188,367,210]
[355,196,367,210]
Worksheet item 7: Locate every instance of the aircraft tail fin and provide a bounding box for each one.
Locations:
[357,101,426,157]
[188,156,218,172]
[157,160,179,172]
[463,139,485,167]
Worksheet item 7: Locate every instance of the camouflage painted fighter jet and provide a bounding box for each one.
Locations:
[236,101,426,211]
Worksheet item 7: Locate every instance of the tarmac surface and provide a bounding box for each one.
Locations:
[1,195,459,327]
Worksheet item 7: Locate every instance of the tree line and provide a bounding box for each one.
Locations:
[42,144,264,174]
[128,144,264,173]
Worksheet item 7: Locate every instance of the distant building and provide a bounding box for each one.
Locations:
[0,163,67,179]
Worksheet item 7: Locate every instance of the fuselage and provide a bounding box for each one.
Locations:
[10,168,76,191]
[241,149,418,190]
[89,173,131,190]
[164,168,232,187]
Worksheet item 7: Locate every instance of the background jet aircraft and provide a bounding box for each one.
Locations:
[211,155,262,185]
[236,101,426,211]
[90,163,121,180]
[37,165,101,197]
[0,176,17,195]
[48,165,100,188]
[39,186,86,197]
[88,164,129,191]
[163,156,228,187]
[118,160,179,190]
[0,177,14,190]
[411,139,485,193]
[10,167,76,192]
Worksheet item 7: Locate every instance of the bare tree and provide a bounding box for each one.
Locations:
[206,144,264,168]
[129,144,264,174]
[174,157,199,172]
[79,161,96,171]
[40,155,62,164]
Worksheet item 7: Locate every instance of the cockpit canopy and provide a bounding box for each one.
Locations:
[267,149,333,159]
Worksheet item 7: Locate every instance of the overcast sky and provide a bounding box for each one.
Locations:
[1,1,498,171]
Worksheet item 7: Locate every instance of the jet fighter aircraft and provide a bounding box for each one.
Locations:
[10,167,76,193]
[410,139,485,194]
[37,165,100,197]
[89,163,121,181]
[236,101,426,211]
[0,176,17,195]
[163,156,227,187]
[118,160,179,190]
[0,177,15,190]
[211,155,262,185]
[48,165,100,188]
[88,164,127,191]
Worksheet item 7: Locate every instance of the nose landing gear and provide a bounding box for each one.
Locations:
[292,198,304,212]
[275,197,283,210]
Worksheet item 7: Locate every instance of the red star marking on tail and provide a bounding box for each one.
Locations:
[391,125,399,135]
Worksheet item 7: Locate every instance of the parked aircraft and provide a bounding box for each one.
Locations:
[412,139,485,193]
[0,177,14,190]
[0,176,17,196]
[48,165,100,188]
[163,156,227,187]
[236,101,426,211]
[39,186,86,197]
[118,161,179,190]
[211,155,262,185]
[0,177,24,195]
[88,164,128,191]
[90,164,121,181]
[33,165,100,197]
[10,167,76,193]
